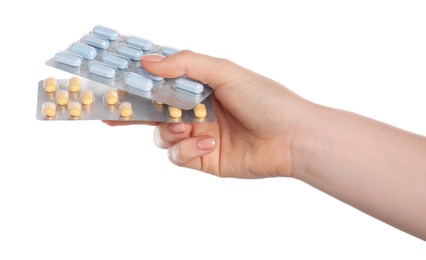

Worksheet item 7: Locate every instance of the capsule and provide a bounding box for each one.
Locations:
[56,89,69,106]
[42,102,56,117]
[161,47,179,56]
[68,101,82,117]
[92,25,119,41]
[104,89,119,105]
[44,77,57,93]
[175,78,204,94]
[168,106,182,118]
[82,34,109,49]
[88,62,116,78]
[116,45,143,60]
[193,103,207,118]
[126,36,153,51]
[124,72,153,91]
[102,53,130,69]
[54,51,83,67]
[69,42,97,60]
[138,68,163,81]
[68,77,81,92]
[119,102,132,117]
[81,90,94,105]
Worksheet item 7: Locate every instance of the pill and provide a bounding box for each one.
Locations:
[193,103,207,118]
[69,42,97,60]
[82,34,109,49]
[138,68,164,81]
[92,25,119,41]
[44,77,57,93]
[68,77,81,92]
[88,62,116,78]
[105,89,119,105]
[119,102,132,117]
[102,53,130,69]
[116,45,143,60]
[54,51,83,67]
[126,36,153,51]
[161,47,179,56]
[175,78,204,94]
[124,72,153,91]
[154,100,163,105]
[42,102,56,117]
[81,90,94,105]
[56,89,69,105]
[68,101,82,117]
[168,106,182,118]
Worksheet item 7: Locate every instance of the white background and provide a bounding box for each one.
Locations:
[0,0,425,259]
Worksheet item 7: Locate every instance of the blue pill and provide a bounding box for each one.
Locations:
[92,25,119,41]
[69,42,97,60]
[125,72,153,91]
[116,45,143,60]
[138,68,163,81]
[54,51,83,67]
[102,53,130,69]
[126,36,153,51]
[82,34,109,49]
[175,78,204,94]
[161,47,179,56]
[88,62,116,78]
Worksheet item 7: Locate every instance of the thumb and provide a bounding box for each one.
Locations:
[140,50,247,89]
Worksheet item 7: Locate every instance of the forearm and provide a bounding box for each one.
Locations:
[292,103,426,240]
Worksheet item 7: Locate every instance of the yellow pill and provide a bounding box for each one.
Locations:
[44,77,57,93]
[105,89,119,105]
[68,101,82,117]
[154,100,163,105]
[68,77,81,92]
[42,102,56,117]
[56,89,69,106]
[193,103,207,118]
[81,90,94,105]
[168,106,182,118]
[119,102,132,117]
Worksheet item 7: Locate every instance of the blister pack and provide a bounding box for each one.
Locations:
[36,77,216,122]
[46,25,212,110]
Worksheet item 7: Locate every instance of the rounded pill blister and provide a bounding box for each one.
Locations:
[105,89,119,105]
[88,61,116,78]
[82,34,109,49]
[81,89,94,105]
[68,101,82,117]
[193,103,207,118]
[54,52,83,67]
[69,42,97,60]
[126,36,153,51]
[56,89,69,106]
[42,102,56,117]
[125,72,153,91]
[44,77,57,93]
[92,25,119,41]
[116,45,143,61]
[175,78,204,94]
[168,106,182,118]
[119,102,132,117]
[102,53,130,70]
[68,77,81,92]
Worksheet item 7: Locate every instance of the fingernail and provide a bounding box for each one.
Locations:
[169,123,186,134]
[141,54,165,62]
[196,137,216,150]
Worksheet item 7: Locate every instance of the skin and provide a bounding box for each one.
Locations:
[104,50,426,240]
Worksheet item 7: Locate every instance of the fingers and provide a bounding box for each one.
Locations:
[140,50,245,89]
[153,122,216,170]
[167,136,216,169]
[153,122,193,148]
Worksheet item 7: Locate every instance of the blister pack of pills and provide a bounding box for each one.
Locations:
[45,25,213,110]
[36,77,216,122]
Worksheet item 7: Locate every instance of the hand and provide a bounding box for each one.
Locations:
[105,51,310,178]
